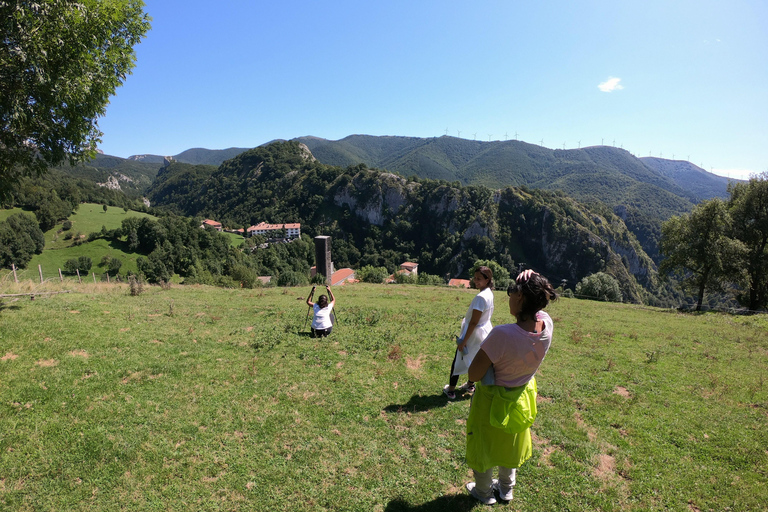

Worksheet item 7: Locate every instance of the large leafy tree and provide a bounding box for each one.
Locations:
[728,173,768,311]
[0,0,151,199]
[0,212,45,269]
[659,199,745,311]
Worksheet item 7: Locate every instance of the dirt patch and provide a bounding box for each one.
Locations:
[406,355,424,370]
[149,339,163,344]
[68,310,80,314]
[1,353,19,361]
[594,453,616,481]
[35,359,58,367]
[537,395,553,404]
[69,350,89,358]
[613,386,631,398]
[531,431,557,467]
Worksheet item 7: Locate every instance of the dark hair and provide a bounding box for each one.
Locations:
[507,273,558,321]
[317,295,328,308]
[475,265,494,290]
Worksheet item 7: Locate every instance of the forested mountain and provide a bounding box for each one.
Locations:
[51,154,161,199]
[146,141,672,305]
[640,157,733,200]
[127,147,250,166]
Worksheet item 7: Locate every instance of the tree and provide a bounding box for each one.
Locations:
[659,199,745,311]
[470,259,512,290]
[1,0,151,199]
[728,173,768,311]
[0,212,45,268]
[575,272,623,302]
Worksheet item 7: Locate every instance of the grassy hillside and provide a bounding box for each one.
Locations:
[1,282,765,511]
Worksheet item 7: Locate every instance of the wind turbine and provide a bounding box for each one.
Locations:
[514,131,518,140]
[578,140,581,149]
[504,132,509,140]
[562,142,566,150]
[473,133,477,140]
[488,134,493,141]
[457,130,461,138]
[445,128,449,136]
[540,139,544,146]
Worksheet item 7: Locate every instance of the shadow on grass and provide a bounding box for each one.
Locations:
[384,494,477,511]
[383,390,472,413]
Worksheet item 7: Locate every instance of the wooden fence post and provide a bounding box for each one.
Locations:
[106,273,110,283]
[12,264,18,283]
[38,264,43,283]
[92,272,96,283]
[58,268,63,282]
[76,269,81,284]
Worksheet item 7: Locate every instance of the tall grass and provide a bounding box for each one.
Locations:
[0,283,766,511]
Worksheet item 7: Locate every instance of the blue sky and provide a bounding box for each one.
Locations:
[98,0,767,180]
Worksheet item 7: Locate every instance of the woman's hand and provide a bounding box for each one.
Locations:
[517,269,536,282]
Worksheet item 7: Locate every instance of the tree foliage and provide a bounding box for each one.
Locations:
[0,0,151,198]
[575,272,623,302]
[659,199,745,311]
[0,212,45,268]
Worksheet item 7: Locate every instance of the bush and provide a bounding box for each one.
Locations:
[393,272,416,284]
[471,259,511,289]
[575,272,623,302]
[277,271,308,287]
[62,220,72,231]
[310,273,328,285]
[417,273,444,286]
[63,256,92,274]
[357,265,389,284]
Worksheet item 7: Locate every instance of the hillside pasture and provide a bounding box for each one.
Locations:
[0,283,766,511]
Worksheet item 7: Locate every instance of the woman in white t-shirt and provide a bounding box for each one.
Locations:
[306,285,335,338]
[443,266,495,400]
[463,269,558,505]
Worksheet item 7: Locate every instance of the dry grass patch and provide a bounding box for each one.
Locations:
[613,386,631,398]
[405,355,425,370]
[69,349,89,358]
[1,353,19,361]
[35,359,58,367]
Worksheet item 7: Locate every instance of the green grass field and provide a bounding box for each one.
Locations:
[1,281,766,511]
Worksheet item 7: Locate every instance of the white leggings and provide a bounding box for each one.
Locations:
[472,466,516,500]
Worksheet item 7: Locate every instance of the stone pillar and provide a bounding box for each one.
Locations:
[314,236,332,285]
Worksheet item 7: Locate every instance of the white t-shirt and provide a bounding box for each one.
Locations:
[311,302,335,329]
[480,311,553,388]
[452,287,495,376]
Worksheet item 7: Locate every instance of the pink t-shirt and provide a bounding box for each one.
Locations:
[479,311,553,388]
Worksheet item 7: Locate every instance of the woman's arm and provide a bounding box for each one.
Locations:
[306,286,316,307]
[326,285,335,303]
[458,308,482,352]
[468,349,492,382]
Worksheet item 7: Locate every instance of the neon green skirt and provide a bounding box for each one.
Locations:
[465,379,536,472]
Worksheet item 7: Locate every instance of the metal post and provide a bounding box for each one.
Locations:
[38,264,43,283]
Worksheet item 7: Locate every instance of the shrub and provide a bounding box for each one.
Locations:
[277,271,308,287]
[417,273,444,286]
[62,220,72,231]
[575,272,623,302]
[357,265,389,284]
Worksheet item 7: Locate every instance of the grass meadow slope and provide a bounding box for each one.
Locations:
[0,282,766,511]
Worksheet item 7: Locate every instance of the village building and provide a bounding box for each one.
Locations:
[201,219,223,231]
[247,222,301,240]
[448,278,471,289]
[400,262,418,275]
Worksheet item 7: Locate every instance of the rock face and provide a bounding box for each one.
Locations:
[97,173,134,192]
[333,172,412,226]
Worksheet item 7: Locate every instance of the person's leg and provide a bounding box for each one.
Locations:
[495,466,516,501]
[448,351,460,389]
[467,467,496,504]
[310,328,317,338]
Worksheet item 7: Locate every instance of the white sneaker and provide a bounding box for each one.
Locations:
[466,482,496,505]
[492,478,514,501]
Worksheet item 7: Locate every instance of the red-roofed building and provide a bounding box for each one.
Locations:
[331,268,356,286]
[201,219,223,231]
[448,279,471,289]
[400,262,418,275]
[247,222,301,240]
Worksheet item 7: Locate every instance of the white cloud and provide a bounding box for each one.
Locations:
[598,77,624,92]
